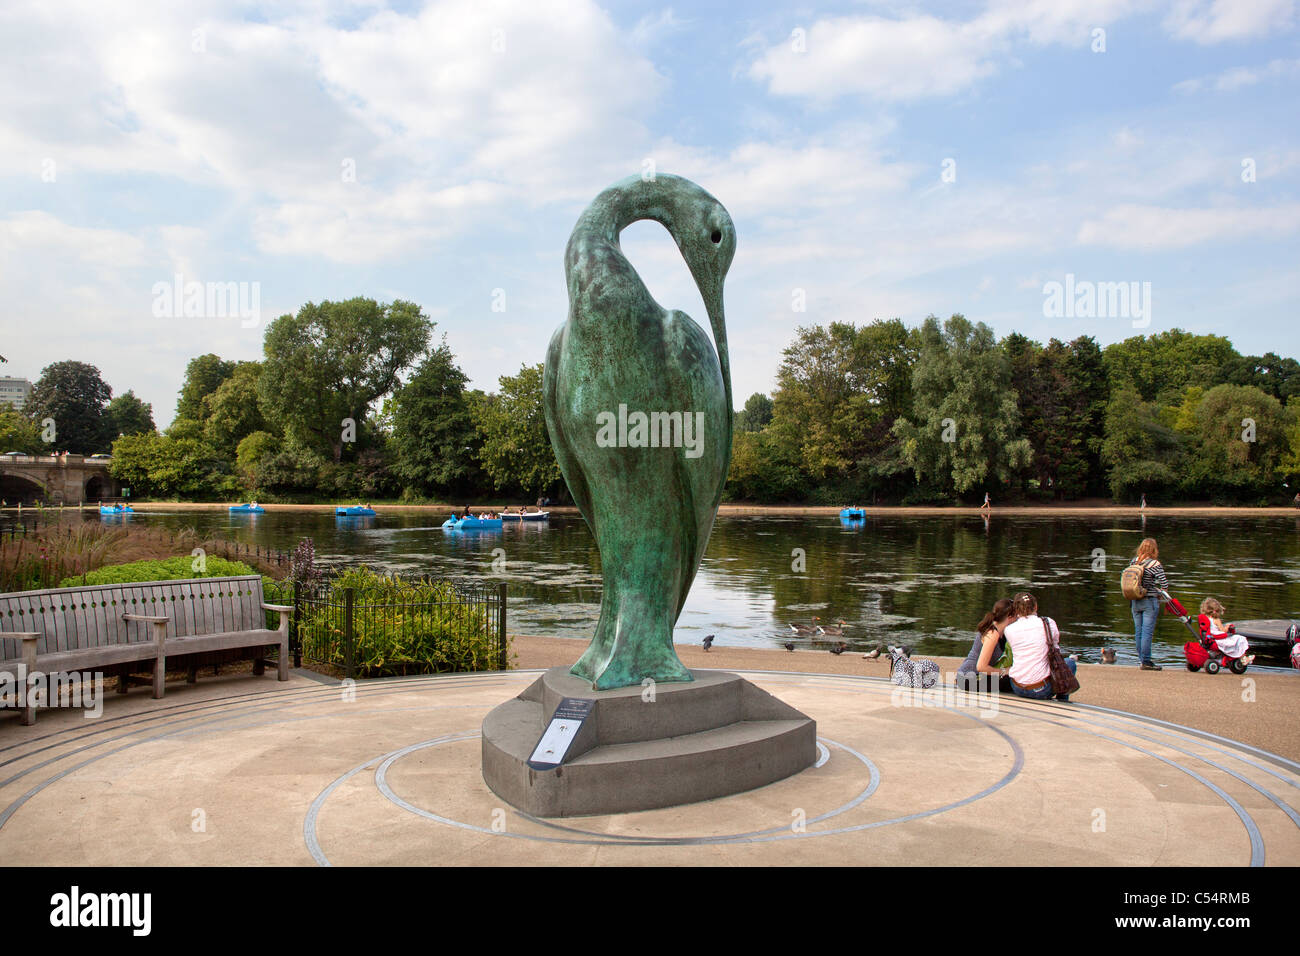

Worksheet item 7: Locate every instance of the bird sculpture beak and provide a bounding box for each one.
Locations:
[701,271,729,388]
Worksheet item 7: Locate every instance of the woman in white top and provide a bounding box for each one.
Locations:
[1002,592,1077,701]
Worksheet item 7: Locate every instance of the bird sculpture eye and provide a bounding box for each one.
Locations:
[710,229,722,244]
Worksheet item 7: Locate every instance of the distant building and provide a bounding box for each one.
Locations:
[0,377,31,411]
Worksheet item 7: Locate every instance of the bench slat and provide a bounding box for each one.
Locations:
[106,586,129,645]
[180,581,197,637]
[71,591,90,648]
[220,581,236,631]
[242,580,261,630]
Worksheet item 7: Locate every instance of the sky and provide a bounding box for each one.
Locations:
[1,0,1298,428]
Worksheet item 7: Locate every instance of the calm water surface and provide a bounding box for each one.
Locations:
[42,509,1300,669]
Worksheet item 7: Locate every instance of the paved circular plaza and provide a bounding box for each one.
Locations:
[2,669,1297,866]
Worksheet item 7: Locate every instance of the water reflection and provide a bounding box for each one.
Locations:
[16,508,1299,669]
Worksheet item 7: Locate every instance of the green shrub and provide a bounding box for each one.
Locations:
[59,555,261,588]
[297,566,504,677]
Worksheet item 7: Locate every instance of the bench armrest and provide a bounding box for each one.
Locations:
[261,604,293,613]
[5,633,40,641]
[122,614,169,623]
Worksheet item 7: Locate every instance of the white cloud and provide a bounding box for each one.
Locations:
[1077,203,1300,248]
[0,211,148,273]
[747,1,1151,102]
[1172,57,1300,93]
[749,15,999,102]
[1164,0,1296,44]
[0,0,665,263]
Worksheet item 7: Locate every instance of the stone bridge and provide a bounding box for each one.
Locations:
[0,454,122,505]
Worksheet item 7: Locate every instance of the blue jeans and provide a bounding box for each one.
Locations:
[1011,658,1077,700]
[1131,595,1160,664]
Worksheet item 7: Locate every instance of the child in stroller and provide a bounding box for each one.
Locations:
[1184,597,1253,674]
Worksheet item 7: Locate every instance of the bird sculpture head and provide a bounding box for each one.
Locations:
[673,189,736,368]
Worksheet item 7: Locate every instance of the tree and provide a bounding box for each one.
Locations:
[109,432,238,500]
[235,430,280,487]
[1102,330,1238,405]
[1061,335,1110,495]
[1181,384,1294,500]
[1101,381,1185,501]
[1220,352,1300,404]
[892,315,1031,498]
[175,354,236,423]
[735,393,773,433]
[1003,333,1108,499]
[476,364,561,498]
[204,362,268,457]
[726,428,804,501]
[390,343,483,496]
[106,391,155,437]
[259,298,432,462]
[0,407,42,453]
[254,443,327,497]
[26,361,114,454]
[768,319,918,498]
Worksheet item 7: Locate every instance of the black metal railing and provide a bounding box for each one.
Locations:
[279,576,507,681]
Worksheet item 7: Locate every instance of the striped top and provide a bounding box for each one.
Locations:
[1133,558,1169,595]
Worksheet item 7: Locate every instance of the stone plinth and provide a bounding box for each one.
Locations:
[481,667,817,817]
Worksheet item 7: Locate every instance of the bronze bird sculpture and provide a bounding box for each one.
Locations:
[543,174,735,690]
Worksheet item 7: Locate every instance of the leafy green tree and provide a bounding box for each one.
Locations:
[390,343,482,496]
[725,428,804,501]
[1220,352,1300,403]
[477,364,561,498]
[1003,334,1108,498]
[1180,384,1294,500]
[0,407,42,453]
[109,432,238,500]
[1060,335,1110,495]
[1101,381,1185,501]
[768,319,918,498]
[735,393,773,433]
[235,430,280,487]
[1280,419,1300,487]
[254,443,328,497]
[259,298,431,462]
[106,391,155,437]
[1102,330,1238,405]
[26,361,114,454]
[892,315,1031,498]
[203,362,268,457]
[175,354,235,423]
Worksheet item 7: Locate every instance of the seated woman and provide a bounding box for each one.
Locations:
[1002,591,1078,702]
[956,598,1015,694]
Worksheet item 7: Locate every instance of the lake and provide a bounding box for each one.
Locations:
[33,508,1300,669]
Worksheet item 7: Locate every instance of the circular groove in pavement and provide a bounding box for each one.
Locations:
[0,669,1292,866]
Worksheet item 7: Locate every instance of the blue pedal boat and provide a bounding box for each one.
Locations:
[229,504,265,513]
[442,515,504,530]
[336,506,377,516]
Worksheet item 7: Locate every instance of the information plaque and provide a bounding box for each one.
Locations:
[526,697,594,771]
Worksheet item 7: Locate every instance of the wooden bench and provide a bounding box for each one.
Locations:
[0,575,292,725]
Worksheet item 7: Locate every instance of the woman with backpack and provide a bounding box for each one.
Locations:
[1123,537,1168,671]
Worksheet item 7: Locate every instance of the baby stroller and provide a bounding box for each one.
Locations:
[1160,590,1250,675]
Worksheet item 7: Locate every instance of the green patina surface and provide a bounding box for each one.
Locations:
[543,175,736,690]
